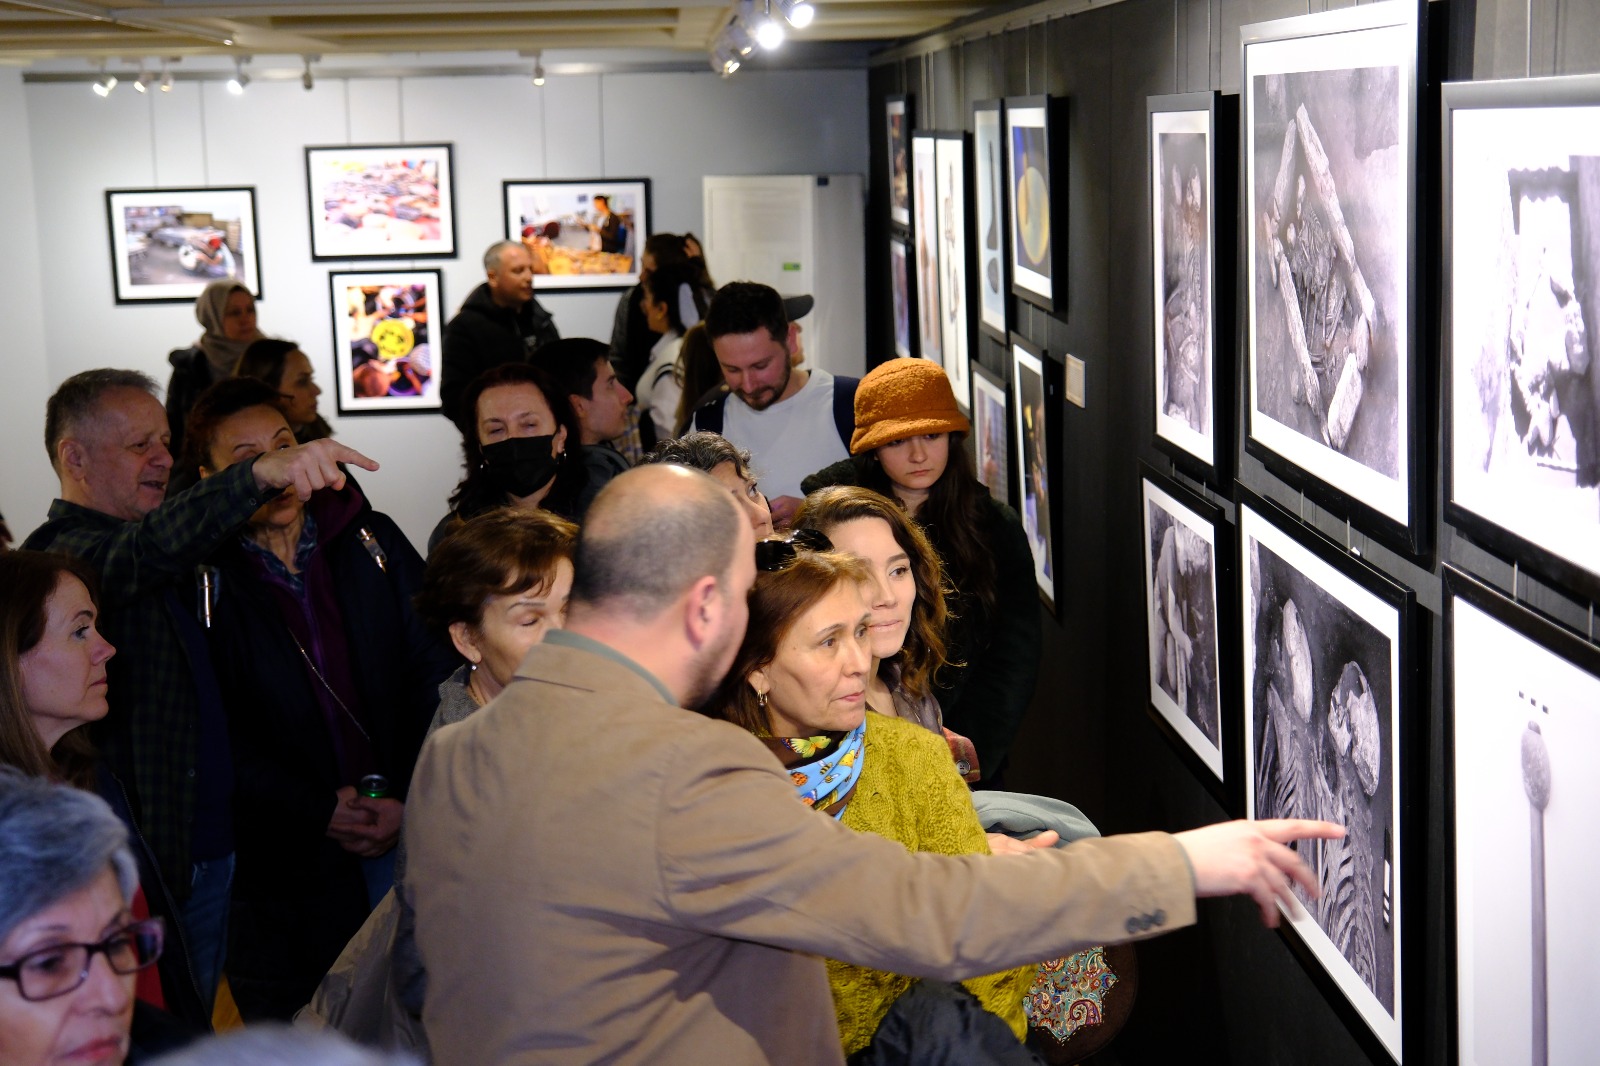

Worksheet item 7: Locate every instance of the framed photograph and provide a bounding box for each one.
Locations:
[1141,465,1233,793]
[1149,91,1237,482]
[502,179,650,292]
[912,132,944,368]
[936,133,973,408]
[1443,75,1600,603]
[1446,566,1600,1066]
[1239,491,1411,1063]
[972,360,1011,505]
[887,95,913,228]
[305,144,456,261]
[1005,95,1066,313]
[328,269,443,416]
[1243,2,1425,551]
[105,187,261,304]
[1012,334,1061,610]
[974,99,1010,341]
[890,236,914,359]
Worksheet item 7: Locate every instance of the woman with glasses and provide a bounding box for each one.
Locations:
[0,551,209,1033]
[704,534,1036,1060]
[0,767,177,1064]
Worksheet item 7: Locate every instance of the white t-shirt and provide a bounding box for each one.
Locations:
[718,368,848,501]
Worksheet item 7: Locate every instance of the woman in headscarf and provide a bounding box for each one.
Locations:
[165,279,265,465]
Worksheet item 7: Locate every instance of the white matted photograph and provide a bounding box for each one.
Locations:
[936,133,972,408]
[1150,98,1216,469]
[502,179,649,291]
[1448,567,1600,1066]
[329,269,442,415]
[887,95,912,228]
[1240,496,1405,1062]
[1141,471,1225,784]
[974,99,1009,340]
[305,143,456,260]
[1244,3,1418,540]
[913,132,943,368]
[1444,76,1600,601]
[105,187,261,304]
[972,361,1010,504]
[1006,97,1057,311]
[1012,338,1056,607]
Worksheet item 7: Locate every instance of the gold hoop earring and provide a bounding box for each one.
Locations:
[757,690,767,708]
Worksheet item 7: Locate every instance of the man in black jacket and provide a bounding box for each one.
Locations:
[440,240,560,429]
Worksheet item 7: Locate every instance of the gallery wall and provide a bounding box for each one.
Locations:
[868,0,1600,1063]
[1,65,867,549]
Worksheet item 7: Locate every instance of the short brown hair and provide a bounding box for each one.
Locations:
[182,377,284,475]
[705,549,872,735]
[416,507,579,635]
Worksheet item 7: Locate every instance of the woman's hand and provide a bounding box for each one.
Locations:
[986,830,1059,855]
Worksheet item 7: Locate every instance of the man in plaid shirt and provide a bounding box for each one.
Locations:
[23,368,378,1007]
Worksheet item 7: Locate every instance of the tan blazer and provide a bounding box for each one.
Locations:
[404,640,1196,1065]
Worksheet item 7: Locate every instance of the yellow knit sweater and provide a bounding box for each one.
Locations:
[828,712,1033,1055]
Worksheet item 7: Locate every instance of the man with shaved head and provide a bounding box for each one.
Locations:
[404,465,1342,1065]
[440,239,561,428]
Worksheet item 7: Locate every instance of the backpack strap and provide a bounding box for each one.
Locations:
[831,376,861,449]
[693,391,728,435]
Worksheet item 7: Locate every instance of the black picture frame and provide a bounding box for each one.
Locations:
[105,186,262,304]
[1139,462,1238,805]
[973,98,1010,342]
[1011,333,1061,612]
[887,94,913,229]
[1242,1,1428,555]
[1004,94,1068,314]
[911,131,944,371]
[1444,565,1600,1066]
[889,234,915,360]
[501,178,652,293]
[305,143,457,262]
[1441,73,1600,604]
[1236,485,1415,1064]
[1147,90,1238,485]
[972,358,1012,508]
[328,268,444,416]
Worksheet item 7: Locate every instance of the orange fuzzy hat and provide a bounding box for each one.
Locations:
[849,357,971,454]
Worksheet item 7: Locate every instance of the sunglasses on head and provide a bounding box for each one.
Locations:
[755,527,832,571]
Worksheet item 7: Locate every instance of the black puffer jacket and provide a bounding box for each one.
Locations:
[439,282,560,428]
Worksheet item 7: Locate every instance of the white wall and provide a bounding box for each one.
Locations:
[13,66,867,549]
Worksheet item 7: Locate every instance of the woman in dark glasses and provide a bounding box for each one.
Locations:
[0,768,169,1065]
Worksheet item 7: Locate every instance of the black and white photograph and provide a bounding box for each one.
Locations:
[502,179,649,291]
[1244,4,1418,539]
[974,99,1009,340]
[105,187,261,304]
[1444,77,1600,601]
[973,361,1010,504]
[913,132,943,368]
[305,143,456,260]
[1447,567,1600,1066]
[1142,471,1225,784]
[890,236,913,359]
[1006,97,1058,310]
[887,95,912,228]
[1012,337,1057,607]
[1240,496,1405,1062]
[1149,96,1216,469]
[936,133,972,407]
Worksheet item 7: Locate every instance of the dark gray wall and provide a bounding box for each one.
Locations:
[866,1,1600,1063]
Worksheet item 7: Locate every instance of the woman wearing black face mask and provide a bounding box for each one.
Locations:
[428,364,588,554]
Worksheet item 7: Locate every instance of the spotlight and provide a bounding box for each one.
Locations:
[724,22,755,56]
[531,52,545,87]
[751,1,784,50]
[777,0,814,28]
[301,56,315,91]
[133,65,151,93]
[92,70,117,97]
[159,61,173,92]
[227,59,249,95]
[710,46,741,76]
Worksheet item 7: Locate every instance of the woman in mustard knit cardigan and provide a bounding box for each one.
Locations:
[705,533,1036,1058]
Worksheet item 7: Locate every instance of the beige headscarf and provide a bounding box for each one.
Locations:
[194,279,263,375]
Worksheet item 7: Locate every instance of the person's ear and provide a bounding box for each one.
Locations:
[684,574,721,649]
[746,670,769,701]
[568,393,591,425]
[57,437,89,483]
[448,621,483,665]
[785,321,800,356]
[552,423,569,455]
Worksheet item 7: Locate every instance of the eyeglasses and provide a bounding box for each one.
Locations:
[0,917,164,1002]
[755,527,832,571]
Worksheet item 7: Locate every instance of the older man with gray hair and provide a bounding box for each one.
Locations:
[405,465,1342,1065]
[439,239,561,428]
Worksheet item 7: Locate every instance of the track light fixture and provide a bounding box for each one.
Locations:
[133,62,151,93]
[532,51,546,87]
[711,0,816,76]
[752,1,785,50]
[777,0,814,29]
[710,45,741,77]
[159,61,174,92]
[301,55,316,91]
[227,58,249,95]
[724,21,754,57]
[92,66,117,97]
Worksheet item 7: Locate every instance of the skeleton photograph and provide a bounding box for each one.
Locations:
[1155,122,1211,440]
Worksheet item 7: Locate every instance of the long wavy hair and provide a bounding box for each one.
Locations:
[704,549,872,736]
[794,486,952,703]
[852,433,998,623]
[0,551,102,788]
[447,363,586,521]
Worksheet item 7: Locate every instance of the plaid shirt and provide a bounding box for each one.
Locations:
[22,461,266,895]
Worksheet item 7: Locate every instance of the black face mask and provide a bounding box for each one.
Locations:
[480,435,562,499]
